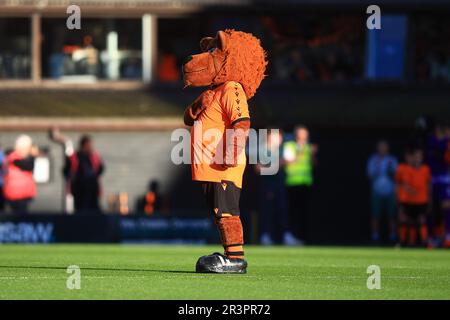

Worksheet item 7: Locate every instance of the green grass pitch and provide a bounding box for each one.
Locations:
[0,245,449,299]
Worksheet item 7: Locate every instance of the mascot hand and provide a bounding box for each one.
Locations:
[183,90,215,126]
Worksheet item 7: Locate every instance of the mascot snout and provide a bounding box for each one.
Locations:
[182,52,217,87]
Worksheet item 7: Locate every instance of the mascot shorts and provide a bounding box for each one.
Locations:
[201,180,241,217]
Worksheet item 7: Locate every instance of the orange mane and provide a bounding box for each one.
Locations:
[213,29,268,99]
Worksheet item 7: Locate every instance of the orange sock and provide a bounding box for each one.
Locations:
[225,244,244,259]
[399,224,407,244]
[420,224,428,243]
[215,215,244,260]
[408,227,417,246]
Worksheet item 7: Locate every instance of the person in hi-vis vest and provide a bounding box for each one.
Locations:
[283,126,318,242]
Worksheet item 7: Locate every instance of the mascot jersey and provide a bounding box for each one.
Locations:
[190,81,249,188]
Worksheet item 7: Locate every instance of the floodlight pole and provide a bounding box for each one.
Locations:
[31,13,42,83]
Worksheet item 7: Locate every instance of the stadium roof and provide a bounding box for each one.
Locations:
[1,0,248,11]
[0,0,248,7]
[0,0,449,14]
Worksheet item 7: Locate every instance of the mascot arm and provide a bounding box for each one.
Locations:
[183,90,215,126]
[224,119,250,168]
[222,83,251,167]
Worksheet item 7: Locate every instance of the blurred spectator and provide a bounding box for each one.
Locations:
[256,129,301,245]
[443,137,450,247]
[0,145,5,211]
[426,124,450,245]
[283,126,318,242]
[367,140,398,244]
[82,35,99,77]
[158,50,180,82]
[396,148,432,247]
[136,180,162,215]
[64,135,105,214]
[395,149,413,245]
[3,135,38,213]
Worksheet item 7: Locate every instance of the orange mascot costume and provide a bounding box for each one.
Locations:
[183,29,267,273]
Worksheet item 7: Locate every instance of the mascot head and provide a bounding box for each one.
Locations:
[182,29,267,99]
